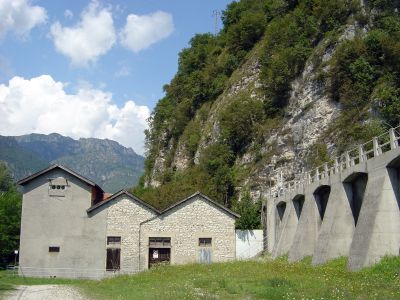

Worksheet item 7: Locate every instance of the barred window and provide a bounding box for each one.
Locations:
[149,237,171,247]
[199,238,212,247]
[107,236,121,246]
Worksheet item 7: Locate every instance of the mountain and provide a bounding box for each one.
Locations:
[131,0,400,209]
[0,133,144,192]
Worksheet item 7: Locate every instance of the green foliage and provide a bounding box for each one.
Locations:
[327,5,400,146]
[225,11,266,53]
[219,95,264,154]
[306,143,331,169]
[233,191,261,229]
[372,74,400,126]
[0,162,21,268]
[260,0,357,116]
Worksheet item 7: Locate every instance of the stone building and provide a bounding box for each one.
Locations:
[18,164,239,278]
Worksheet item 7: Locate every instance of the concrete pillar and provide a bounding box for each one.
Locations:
[345,152,351,169]
[373,137,380,157]
[389,128,397,150]
[313,178,355,265]
[288,189,319,262]
[272,197,299,258]
[359,145,365,163]
[348,168,400,270]
[266,198,276,254]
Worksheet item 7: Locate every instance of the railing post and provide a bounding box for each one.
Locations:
[358,145,365,163]
[373,137,380,157]
[334,158,339,174]
[324,163,329,178]
[315,168,320,181]
[389,128,397,150]
[345,151,351,168]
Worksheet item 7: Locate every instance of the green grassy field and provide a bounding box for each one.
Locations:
[1,256,399,299]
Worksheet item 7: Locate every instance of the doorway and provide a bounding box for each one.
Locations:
[148,248,171,268]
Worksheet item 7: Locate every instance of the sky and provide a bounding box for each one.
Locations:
[0,0,232,154]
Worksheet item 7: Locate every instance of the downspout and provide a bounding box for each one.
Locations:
[139,213,159,271]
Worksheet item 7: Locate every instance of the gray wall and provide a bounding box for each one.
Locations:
[19,169,107,278]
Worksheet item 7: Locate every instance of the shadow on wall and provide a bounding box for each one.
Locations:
[387,156,400,210]
[236,229,257,242]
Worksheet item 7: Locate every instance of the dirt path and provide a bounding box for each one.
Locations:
[3,285,85,300]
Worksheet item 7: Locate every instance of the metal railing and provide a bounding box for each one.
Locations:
[267,125,400,198]
[5,266,140,279]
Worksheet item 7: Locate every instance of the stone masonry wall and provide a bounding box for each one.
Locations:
[139,195,236,270]
[106,195,157,272]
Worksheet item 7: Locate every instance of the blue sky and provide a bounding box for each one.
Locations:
[0,0,232,154]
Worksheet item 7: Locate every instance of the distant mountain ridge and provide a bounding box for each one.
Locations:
[0,133,144,192]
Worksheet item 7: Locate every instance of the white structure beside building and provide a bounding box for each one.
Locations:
[235,230,264,260]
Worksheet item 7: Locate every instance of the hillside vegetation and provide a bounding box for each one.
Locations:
[1,256,399,299]
[133,0,400,215]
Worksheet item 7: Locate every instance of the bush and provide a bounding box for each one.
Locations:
[219,96,264,154]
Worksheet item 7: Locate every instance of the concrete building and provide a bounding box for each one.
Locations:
[18,164,239,278]
[263,127,400,270]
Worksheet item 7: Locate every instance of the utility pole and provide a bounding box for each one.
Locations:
[212,10,221,35]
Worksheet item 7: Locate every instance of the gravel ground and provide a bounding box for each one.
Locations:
[3,285,85,300]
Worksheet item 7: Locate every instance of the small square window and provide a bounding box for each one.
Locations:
[199,238,212,247]
[107,236,121,245]
[49,246,60,252]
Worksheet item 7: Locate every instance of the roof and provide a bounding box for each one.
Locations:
[161,191,240,219]
[17,164,104,192]
[87,190,161,214]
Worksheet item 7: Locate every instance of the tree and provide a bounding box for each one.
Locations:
[233,191,261,230]
[0,162,21,268]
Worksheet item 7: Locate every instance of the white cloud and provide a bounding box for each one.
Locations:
[50,1,116,66]
[0,0,47,38]
[0,75,150,154]
[120,11,174,53]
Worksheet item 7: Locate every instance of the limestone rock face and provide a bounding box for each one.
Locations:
[145,22,367,200]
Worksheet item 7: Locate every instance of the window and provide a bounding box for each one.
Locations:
[49,246,60,252]
[107,236,121,246]
[149,237,171,247]
[199,238,212,247]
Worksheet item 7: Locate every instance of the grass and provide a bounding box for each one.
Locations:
[1,256,399,299]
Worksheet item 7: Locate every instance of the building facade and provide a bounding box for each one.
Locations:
[18,165,239,278]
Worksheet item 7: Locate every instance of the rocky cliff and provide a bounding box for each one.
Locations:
[136,0,400,209]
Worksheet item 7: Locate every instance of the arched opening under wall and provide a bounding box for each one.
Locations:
[387,156,400,210]
[313,185,331,220]
[343,172,368,225]
[276,201,287,222]
[292,194,305,220]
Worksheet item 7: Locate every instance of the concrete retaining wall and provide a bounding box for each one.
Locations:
[264,144,400,270]
[235,230,263,259]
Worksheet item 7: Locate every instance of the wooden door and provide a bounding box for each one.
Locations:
[106,248,120,271]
